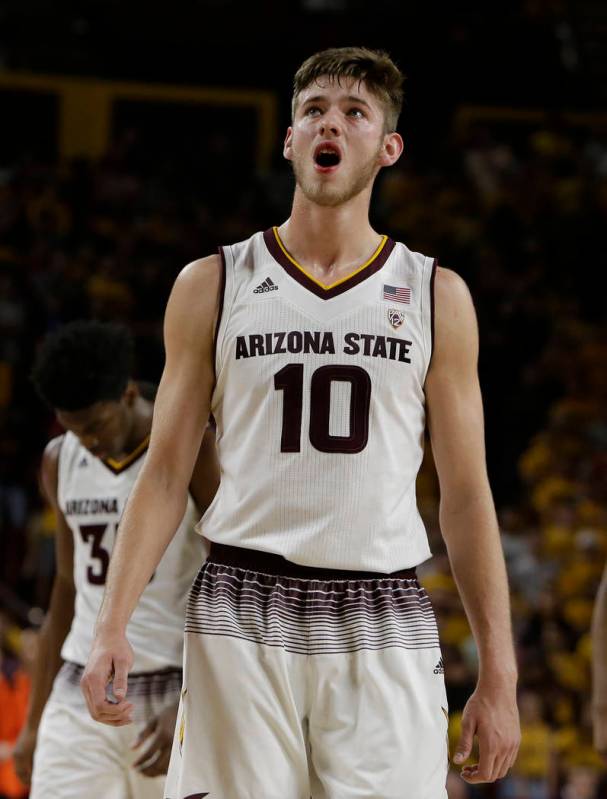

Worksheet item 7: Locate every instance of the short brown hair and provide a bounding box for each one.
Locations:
[292,46,405,132]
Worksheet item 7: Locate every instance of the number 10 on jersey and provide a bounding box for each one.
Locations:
[273,363,371,455]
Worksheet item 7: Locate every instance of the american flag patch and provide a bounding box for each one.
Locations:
[383,284,411,304]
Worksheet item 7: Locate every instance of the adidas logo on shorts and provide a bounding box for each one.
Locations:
[434,657,444,674]
[253,277,278,293]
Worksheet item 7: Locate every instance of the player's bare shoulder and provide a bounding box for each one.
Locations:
[40,434,65,506]
[165,254,223,352]
[172,254,223,317]
[428,266,478,376]
[434,266,475,320]
[434,267,477,339]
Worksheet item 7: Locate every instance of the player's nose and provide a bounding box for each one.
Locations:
[319,110,342,137]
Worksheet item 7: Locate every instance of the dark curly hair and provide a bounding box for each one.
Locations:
[31,321,134,411]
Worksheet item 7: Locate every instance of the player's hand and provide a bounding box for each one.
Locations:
[453,678,520,783]
[13,724,37,784]
[80,632,134,726]
[132,704,178,777]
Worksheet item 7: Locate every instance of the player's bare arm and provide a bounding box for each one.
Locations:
[591,560,607,757]
[188,423,220,516]
[128,423,218,776]
[81,253,222,726]
[127,425,219,776]
[13,436,76,784]
[425,266,521,783]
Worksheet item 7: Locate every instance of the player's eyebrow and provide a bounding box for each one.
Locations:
[300,95,327,106]
[300,94,373,109]
[343,95,372,109]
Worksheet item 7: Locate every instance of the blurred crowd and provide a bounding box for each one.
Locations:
[0,108,606,797]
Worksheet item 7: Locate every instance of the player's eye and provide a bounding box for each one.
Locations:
[348,108,365,119]
[305,106,322,116]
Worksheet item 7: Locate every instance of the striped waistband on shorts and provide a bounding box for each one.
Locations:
[54,662,183,724]
[207,542,417,581]
[60,661,183,694]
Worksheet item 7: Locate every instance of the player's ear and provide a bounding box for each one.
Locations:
[283,127,294,162]
[378,132,404,167]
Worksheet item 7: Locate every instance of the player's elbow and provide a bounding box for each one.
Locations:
[438,475,493,518]
[138,450,190,502]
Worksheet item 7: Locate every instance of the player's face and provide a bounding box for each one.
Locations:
[56,397,133,460]
[284,77,403,207]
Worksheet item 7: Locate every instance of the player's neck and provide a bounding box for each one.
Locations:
[279,191,381,282]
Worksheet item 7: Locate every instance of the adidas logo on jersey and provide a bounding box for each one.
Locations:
[253,277,278,293]
[434,657,445,674]
[78,456,89,468]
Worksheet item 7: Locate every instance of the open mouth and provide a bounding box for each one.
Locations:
[314,143,342,169]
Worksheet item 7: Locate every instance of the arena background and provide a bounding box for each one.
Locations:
[1,1,606,797]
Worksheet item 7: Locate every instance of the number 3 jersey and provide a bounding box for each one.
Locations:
[57,432,201,671]
[199,227,436,572]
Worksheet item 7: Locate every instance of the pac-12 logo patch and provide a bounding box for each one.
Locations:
[388,308,405,329]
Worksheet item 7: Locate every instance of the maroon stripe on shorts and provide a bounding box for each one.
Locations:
[185,549,439,656]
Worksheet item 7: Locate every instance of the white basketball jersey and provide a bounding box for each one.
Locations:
[58,431,201,671]
[199,227,436,572]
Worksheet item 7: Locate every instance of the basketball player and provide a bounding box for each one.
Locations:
[82,48,520,798]
[14,321,218,799]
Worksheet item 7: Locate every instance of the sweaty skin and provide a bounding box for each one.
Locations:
[81,75,520,784]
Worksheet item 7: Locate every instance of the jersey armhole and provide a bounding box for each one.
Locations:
[213,244,235,385]
[55,433,70,513]
[421,256,438,382]
[213,246,227,381]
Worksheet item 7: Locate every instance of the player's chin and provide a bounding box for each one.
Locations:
[303,182,349,208]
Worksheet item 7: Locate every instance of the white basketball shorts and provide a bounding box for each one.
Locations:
[31,661,182,799]
[164,544,449,799]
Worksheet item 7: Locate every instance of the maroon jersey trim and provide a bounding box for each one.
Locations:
[263,227,396,300]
